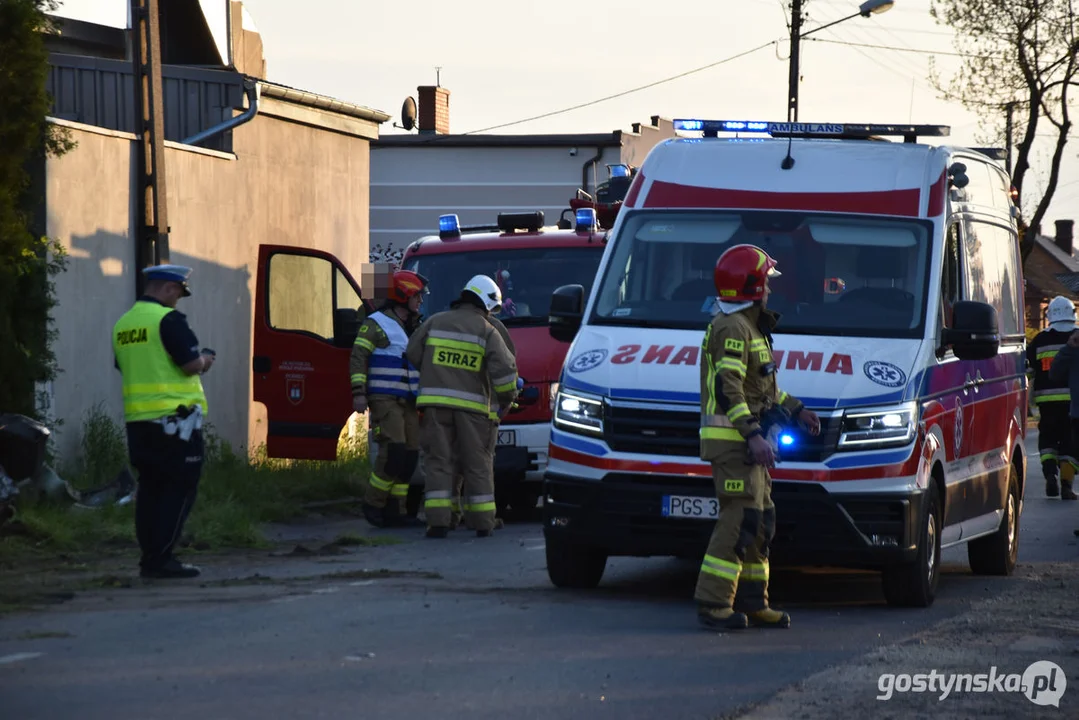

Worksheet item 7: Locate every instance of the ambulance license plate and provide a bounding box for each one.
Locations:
[497,430,516,446]
[662,495,718,519]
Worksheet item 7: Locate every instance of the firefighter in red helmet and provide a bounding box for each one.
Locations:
[350,269,429,527]
[695,244,820,631]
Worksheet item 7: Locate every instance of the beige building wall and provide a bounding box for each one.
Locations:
[45,100,379,463]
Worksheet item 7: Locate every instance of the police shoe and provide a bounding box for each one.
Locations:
[748,608,791,628]
[140,559,200,579]
[697,605,748,631]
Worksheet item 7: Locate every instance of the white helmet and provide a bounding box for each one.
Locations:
[1048,295,1076,332]
[463,275,502,313]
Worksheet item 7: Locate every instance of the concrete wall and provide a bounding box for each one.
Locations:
[45,103,376,463]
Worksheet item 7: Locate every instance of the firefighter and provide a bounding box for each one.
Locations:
[695,245,820,630]
[407,275,519,539]
[113,265,212,579]
[1028,295,1078,499]
[351,269,430,527]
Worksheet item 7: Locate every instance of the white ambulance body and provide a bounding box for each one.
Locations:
[543,121,1027,608]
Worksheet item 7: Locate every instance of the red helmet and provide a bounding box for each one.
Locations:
[389,269,429,303]
[714,244,781,302]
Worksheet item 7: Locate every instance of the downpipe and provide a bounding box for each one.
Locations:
[183,78,261,147]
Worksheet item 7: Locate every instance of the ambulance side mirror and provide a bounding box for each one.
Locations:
[549,284,585,343]
[941,301,1000,361]
[333,308,362,349]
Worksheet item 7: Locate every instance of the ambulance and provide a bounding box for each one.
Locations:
[542,120,1027,608]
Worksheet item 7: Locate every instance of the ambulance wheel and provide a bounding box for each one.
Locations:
[882,486,941,608]
[967,464,1020,576]
[546,536,607,589]
[405,485,423,518]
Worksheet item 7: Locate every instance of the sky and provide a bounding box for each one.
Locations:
[51,0,1078,229]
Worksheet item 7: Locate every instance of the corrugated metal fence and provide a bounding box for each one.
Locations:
[47,52,246,153]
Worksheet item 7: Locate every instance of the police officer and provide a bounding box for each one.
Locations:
[351,269,429,527]
[113,265,213,579]
[695,245,820,630]
[1028,295,1079,499]
[406,275,519,538]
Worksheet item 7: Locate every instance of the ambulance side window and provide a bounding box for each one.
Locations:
[940,223,963,331]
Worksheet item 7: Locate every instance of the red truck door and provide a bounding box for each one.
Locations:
[252,244,368,460]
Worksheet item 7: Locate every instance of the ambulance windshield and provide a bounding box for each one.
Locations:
[590,210,933,338]
[403,245,605,326]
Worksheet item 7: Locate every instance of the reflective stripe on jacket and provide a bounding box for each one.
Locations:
[406,304,519,417]
[366,311,420,399]
[699,305,802,460]
[113,301,207,422]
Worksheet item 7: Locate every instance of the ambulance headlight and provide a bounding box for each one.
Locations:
[838,402,918,449]
[554,390,604,436]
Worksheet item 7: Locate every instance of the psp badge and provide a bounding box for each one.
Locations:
[568,349,608,373]
[863,360,907,388]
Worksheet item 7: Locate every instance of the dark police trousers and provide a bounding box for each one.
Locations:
[126,421,204,570]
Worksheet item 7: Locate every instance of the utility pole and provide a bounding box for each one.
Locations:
[130,0,169,298]
[1004,101,1015,178]
[787,0,804,122]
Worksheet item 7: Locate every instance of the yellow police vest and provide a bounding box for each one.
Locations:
[113,301,208,422]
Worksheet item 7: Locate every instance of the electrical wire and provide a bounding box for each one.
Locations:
[805,36,992,59]
[446,40,779,138]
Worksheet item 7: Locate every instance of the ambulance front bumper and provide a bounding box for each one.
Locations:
[542,470,925,569]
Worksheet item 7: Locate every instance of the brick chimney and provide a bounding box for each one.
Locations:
[417,85,450,134]
[1056,219,1075,255]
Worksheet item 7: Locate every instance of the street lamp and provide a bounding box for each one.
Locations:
[787,0,895,122]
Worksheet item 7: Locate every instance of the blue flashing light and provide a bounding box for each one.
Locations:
[575,207,598,232]
[780,433,795,447]
[609,164,630,178]
[438,214,460,237]
[672,119,951,139]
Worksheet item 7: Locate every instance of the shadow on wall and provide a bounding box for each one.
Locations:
[53,229,252,463]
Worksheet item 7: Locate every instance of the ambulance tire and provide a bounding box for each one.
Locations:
[967,464,1020,576]
[546,536,607,589]
[882,486,941,608]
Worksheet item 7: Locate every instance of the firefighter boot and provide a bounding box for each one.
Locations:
[1062,478,1077,501]
[748,607,791,628]
[362,502,388,528]
[697,605,748,631]
[1044,461,1060,497]
[426,526,449,539]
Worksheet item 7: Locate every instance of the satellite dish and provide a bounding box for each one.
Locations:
[401,97,417,131]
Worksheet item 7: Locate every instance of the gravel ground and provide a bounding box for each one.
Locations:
[726,561,1079,719]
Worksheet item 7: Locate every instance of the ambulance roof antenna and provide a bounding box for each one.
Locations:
[781,133,795,170]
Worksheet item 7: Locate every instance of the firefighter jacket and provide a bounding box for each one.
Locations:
[350,308,420,401]
[406,303,519,417]
[485,315,517,421]
[699,304,804,461]
[1028,328,1073,405]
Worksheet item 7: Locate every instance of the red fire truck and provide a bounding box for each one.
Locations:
[251,206,608,519]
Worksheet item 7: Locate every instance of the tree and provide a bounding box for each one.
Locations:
[0,0,76,418]
[929,0,1077,263]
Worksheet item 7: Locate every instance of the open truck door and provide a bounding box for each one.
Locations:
[253,244,372,460]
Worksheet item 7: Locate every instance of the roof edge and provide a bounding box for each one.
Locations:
[258,81,390,124]
[373,131,623,148]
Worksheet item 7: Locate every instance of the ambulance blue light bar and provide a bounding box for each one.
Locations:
[439,214,460,239]
[673,119,951,141]
[575,207,598,232]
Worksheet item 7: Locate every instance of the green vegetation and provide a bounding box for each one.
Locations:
[1,404,371,564]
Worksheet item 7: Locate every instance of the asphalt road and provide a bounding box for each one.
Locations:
[3,431,1078,720]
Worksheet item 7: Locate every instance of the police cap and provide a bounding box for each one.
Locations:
[143,264,193,296]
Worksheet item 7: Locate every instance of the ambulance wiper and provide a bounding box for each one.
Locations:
[593,316,672,328]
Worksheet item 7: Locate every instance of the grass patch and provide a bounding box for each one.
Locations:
[2,405,372,565]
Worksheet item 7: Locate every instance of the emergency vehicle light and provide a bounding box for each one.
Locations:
[673,119,951,142]
[439,214,460,239]
[780,433,794,447]
[608,164,631,178]
[575,208,598,232]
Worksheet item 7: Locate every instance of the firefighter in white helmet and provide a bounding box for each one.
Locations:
[1028,295,1079,499]
[406,275,519,538]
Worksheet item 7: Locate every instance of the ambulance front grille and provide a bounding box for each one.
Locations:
[603,406,700,457]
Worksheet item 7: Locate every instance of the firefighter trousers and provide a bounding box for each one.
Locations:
[450,419,501,529]
[1038,401,1077,481]
[694,454,776,612]
[364,396,420,514]
[421,407,496,532]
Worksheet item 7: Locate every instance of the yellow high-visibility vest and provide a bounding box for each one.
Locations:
[113,301,207,422]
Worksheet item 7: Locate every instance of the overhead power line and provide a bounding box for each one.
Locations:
[805,36,992,59]
[456,40,778,136]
